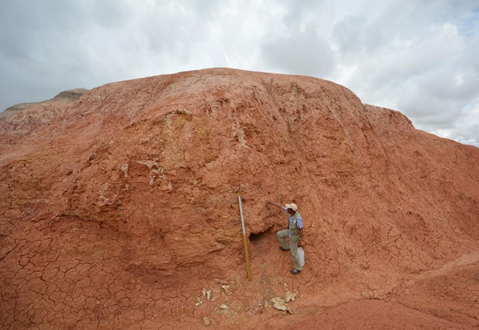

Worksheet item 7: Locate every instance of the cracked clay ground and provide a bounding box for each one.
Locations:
[1,69,479,329]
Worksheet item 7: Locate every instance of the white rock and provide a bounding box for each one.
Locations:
[203,316,211,326]
[285,290,296,302]
[221,285,232,295]
[271,297,288,311]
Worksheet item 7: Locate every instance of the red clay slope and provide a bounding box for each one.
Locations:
[1,68,479,330]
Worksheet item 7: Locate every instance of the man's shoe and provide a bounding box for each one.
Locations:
[279,246,289,251]
[290,269,302,275]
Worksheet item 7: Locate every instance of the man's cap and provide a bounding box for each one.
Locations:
[285,203,298,211]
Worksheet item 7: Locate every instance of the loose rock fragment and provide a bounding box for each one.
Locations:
[271,297,288,311]
[221,285,233,295]
[202,289,212,301]
[285,290,296,302]
[203,316,211,326]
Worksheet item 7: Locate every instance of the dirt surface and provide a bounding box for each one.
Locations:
[0,88,88,122]
[1,68,479,330]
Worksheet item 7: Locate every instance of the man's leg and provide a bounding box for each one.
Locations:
[289,240,302,271]
[276,229,290,250]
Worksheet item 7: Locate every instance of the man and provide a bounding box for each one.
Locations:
[267,201,303,275]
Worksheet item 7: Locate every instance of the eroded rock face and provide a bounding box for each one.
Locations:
[1,69,479,330]
[0,88,88,139]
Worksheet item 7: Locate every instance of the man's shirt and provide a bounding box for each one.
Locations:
[284,208,303,237]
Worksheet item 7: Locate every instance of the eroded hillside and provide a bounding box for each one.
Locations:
[1,69,478,330]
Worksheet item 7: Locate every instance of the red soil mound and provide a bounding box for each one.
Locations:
[1,68,479,330]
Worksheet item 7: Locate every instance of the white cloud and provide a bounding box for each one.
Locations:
[330,2,479,145]
[261,26,337,77]
[0,0,478,147]
[432,102,479,147]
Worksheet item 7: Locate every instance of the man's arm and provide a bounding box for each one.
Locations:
[266,201,284,209]
[297,216,303,235]
[297,216,303,229]
[297,217,304,246]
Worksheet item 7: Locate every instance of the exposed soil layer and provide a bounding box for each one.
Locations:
[0,88,88,121]
[1,68,479,330]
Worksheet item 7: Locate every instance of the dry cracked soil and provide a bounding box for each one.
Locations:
[1,68,479,330]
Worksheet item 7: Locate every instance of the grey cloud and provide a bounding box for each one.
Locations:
[261,26,336,78]
[0,0,223,111]
[0,0,128,108]
[332,0,479,59]
[335,2,479,135]
[278,0,328,28]
[350,34,479,129]
[332,16,376,54]
[0,0,478,148]
[398,89,472,128]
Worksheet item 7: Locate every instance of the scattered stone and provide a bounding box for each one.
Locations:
[202,289,212,301]
[271,297,288,311]
[195,301,203,307]
[203,316,211,326]
[285,290,296,302]
[220,304,229,310]
[221,285,233,295]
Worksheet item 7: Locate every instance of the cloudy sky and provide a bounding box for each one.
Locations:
[1,0,478,146]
